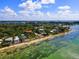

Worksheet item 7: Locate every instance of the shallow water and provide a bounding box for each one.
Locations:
[40,25,79,59]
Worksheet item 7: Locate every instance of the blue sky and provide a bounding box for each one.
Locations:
[0,0,79,21]
[0,0,79,12]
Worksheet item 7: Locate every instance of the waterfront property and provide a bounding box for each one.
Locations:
[1,36,20,47]
[0,22,70,48]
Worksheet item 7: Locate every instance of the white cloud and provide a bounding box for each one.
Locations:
[58,5,71,10]
[18,0,43,20]
[57,10,71,15]
[0,5,79,21]
[41,0,55,4]
[19,10,30,16]
[57,5,72,15]
[0,6,17,21]
[0,6,17,16]
[19,0,42,10]
[18,0,55,21]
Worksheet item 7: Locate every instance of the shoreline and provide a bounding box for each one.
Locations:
[0,32,69,52]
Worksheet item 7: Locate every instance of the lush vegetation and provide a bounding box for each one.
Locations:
[0,22,70,48]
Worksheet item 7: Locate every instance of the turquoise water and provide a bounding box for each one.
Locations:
[39,25,79,59]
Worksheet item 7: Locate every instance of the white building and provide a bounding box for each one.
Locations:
[50,29,57,33]
[5,37,13,41]
[14,36,20,44]
[5,36,20,44]
[0,39,3,44]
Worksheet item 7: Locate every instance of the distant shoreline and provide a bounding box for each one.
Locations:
[0,32,69,53]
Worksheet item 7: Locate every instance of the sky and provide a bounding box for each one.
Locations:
[0,0,79,21]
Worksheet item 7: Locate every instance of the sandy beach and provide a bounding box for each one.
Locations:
[0,32,68,52]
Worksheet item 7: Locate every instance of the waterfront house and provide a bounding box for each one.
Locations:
[50,28,59,34]
[50,29,57,33]
[24,30,33,35]
[24,30,33,33]
[0,39,3,44]
[1,37,13,46]
[4,36,20,44]
[2,36,20,45]
[5,37,13,42]
[14,36,20,44]
[38,29,48,36]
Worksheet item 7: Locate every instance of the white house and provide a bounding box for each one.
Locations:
[5,36,20,44]
[50,29,57,33]
[5,37,13,41]
[0,39,3,44]
[14,36,20,44]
